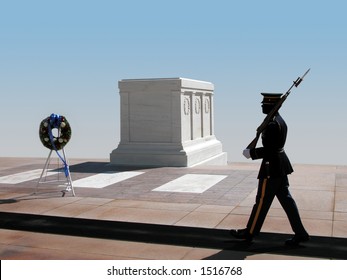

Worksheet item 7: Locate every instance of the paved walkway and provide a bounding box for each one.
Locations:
[0,157,346,260]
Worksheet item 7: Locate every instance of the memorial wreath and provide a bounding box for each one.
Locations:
[39,114,71,151]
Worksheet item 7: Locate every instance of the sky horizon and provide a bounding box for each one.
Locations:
[1,0,347,166]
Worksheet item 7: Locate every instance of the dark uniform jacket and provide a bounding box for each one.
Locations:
[250,113,293,179]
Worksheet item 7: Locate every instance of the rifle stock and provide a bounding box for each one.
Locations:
[246,68,310,149]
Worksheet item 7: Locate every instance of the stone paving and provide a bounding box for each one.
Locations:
[0,157,346,260]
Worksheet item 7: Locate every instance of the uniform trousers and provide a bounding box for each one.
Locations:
[246,175,307,236]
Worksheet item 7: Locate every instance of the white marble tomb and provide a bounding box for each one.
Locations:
[110,77,227,167]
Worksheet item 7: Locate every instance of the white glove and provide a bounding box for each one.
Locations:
[243,149,251,159]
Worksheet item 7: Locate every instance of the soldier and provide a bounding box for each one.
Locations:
[230,93,309,246]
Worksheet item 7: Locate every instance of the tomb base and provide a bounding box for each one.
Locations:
[110,136,227,167]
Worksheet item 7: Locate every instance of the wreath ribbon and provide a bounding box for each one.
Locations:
[48,114,70,177]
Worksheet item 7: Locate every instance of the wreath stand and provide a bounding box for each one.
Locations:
[36,114,75,197]
[35,148,75,197]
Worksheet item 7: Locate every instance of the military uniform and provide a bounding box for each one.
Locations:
[230,93,309,245]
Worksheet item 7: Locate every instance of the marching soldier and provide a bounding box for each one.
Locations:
[230,93,309,246]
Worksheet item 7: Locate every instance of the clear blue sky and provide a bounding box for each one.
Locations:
[1,0,346,165]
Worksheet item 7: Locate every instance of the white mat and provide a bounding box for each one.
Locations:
[153,174,227,193]
[0,169,56,184]
[73,172,144,189]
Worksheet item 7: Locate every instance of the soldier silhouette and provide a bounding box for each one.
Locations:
[230,93,309,246]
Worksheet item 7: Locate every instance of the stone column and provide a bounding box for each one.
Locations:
[110,78,227,167]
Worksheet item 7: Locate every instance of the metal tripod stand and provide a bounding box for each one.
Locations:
[35,148,75,197]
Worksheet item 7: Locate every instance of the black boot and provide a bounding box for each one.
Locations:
[229,228,253,241]
[285,234,310,246]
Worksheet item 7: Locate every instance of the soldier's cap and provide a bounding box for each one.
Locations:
[261,93,282,104]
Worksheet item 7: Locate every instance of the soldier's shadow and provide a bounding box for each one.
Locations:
[204,233,347,260]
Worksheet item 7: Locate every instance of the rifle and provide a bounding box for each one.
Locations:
[246,68,310,150]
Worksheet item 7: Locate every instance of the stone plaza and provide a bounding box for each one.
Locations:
[0,157,346,259]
